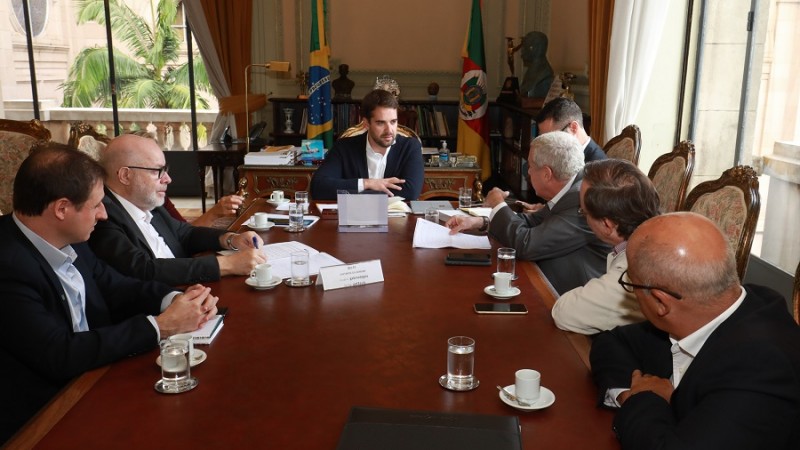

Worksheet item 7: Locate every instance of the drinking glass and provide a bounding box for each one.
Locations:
[291,250,310,286]
[156,338,197,393]
[497,247,516,280]
[459,187,473,209]
[446,336,476,390]
[295,191,310,213]
[288,204,304,232]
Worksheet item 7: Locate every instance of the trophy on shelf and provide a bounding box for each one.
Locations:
[559,72,576,100]
[296,71,309,99]
[497,36,522,104]
[283,108,295,133]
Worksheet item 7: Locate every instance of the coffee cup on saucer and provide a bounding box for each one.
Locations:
[515,369,541,403]
[270,190,285,202]
[493,272,513,296]
[250,263,272,286]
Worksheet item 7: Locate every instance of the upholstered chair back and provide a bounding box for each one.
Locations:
[0,119,52,213]
[648,140,696,212]
[603,124,641,166]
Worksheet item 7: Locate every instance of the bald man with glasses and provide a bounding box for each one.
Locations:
[89,134,266,285]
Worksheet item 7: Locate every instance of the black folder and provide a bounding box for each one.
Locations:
[336,406,523,450]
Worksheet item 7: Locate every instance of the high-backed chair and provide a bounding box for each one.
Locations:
[647,140,696,212]
[682,165,760,279]
[0,119,52,213]
[339,122,422,143]
[603,124,641,166]
[793,259,799,325]
[68,121,111,160]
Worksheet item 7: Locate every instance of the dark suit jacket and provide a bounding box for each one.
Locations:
[488,172,610,294]
[89,189,225,285]
[584,138,607,163]
[590,285,800,450]
[0,215,172,443]
[309,133,424,200]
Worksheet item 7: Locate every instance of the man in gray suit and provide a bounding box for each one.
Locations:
[446,132,609,294]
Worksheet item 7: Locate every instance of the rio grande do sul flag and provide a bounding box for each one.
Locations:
[456,0,491,180]
[307,0,333,149]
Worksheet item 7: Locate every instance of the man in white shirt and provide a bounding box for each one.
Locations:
[89,134,265,285]
[309,89,424,200]
[590,212,800,449]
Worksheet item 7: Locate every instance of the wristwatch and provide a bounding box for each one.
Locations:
[226,233,239,251]
[478,216,489,232]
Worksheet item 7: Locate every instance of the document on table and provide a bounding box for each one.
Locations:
[412,217,491,249]
[261,241,344,279]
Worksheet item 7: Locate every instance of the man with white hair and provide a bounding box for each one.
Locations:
[447,132,609,294]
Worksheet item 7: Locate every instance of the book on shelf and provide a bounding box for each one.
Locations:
[244,147,298,165]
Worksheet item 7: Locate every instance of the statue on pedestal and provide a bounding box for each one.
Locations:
[332,64,355,100]
[519,31,554,99]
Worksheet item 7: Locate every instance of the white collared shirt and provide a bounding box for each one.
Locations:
[109,189,175,258]
[358,138,392,192]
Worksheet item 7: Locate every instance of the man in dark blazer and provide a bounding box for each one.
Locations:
[590,212,800,449]
[446,132,609,294]
[310,89,424,200]
[88,134,265,285]
[535,97,606,163]
[0,144,217,444]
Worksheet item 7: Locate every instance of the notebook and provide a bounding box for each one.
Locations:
[336,406,522,450]
[409,200,455,215]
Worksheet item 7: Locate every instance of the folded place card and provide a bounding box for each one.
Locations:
[318,260,384,291]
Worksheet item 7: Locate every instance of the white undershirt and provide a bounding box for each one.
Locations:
[109,190,175,258]
[358,138,392,192]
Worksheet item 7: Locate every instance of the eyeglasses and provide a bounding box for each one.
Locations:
[560,121,573,132]
[577,207,586,217]
[127,165,169,178]
[618,270,683,300]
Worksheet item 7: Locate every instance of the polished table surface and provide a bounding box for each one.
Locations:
[16,199,615,449]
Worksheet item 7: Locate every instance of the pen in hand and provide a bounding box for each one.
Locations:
[252,236,259,249]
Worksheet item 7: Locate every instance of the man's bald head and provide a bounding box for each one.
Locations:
[628,212,739,304]
[99,134,170,211]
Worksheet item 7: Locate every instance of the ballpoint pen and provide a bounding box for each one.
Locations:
[252,236,259,249]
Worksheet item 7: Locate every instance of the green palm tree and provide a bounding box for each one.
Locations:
[61,0,211,109]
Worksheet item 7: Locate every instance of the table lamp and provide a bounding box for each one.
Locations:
[244,61,291,152]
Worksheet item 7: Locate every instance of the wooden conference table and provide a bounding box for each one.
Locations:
[12,200,615,450]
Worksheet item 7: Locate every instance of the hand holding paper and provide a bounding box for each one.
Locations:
[412,218,491,249]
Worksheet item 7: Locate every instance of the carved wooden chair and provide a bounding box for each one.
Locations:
[603,124,641,166]
[0,118,52,213]
[682,165,760,279]
[68,121,111,160]
[793,259,799,325]
[647,140,696,212]
[339,122,422,143]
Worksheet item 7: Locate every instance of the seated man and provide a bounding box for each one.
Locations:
[310,89,424,200]
[446,132,610,294]
[536,97,606,163]
[89,134,265,285]
[0,143,217,443]
[590,212,800,449]
[551,159,660,334]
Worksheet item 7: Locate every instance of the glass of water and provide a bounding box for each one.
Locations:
[459,187,472,209]
[497,247,516,280]
[288,203,305,232]
[445,336,477,390]
[155,338,197,394]
[295,190,310,213]
[291,249,310,286]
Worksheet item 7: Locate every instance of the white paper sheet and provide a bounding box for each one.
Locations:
[411,217,491,249]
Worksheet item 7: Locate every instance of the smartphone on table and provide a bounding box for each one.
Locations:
[473,303,528,314]
[444,252,491,266]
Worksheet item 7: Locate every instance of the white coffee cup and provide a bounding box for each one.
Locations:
[250,263,272,286]
[169,333,194,364]
[253,212,269,228]
[270,190,284,202]
[493,272,513,295]
[515,369,541,403]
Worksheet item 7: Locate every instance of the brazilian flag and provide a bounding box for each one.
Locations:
[307,0,333,149]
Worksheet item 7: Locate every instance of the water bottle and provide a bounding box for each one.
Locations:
[438,141,449,167]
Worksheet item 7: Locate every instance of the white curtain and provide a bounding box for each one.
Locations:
[604,0,670,142]
[183,3,235,141]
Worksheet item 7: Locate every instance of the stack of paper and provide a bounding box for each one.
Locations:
[244,147,298,165]
[460,207,492,217]
[412,218,491,249]
[388,197,411,216]
[260,241,344,279]
[191,315,224,345]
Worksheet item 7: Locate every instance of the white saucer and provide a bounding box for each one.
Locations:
[245,276,282,290]
[484,285,521,300]
[156,349,207,368]
[267,199,290,207]
[498,384,555,411]
[245,218,275,231]
[438,374,480,391]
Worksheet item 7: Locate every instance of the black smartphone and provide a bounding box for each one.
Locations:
[444,252,491,266]
[473,303,528,314]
